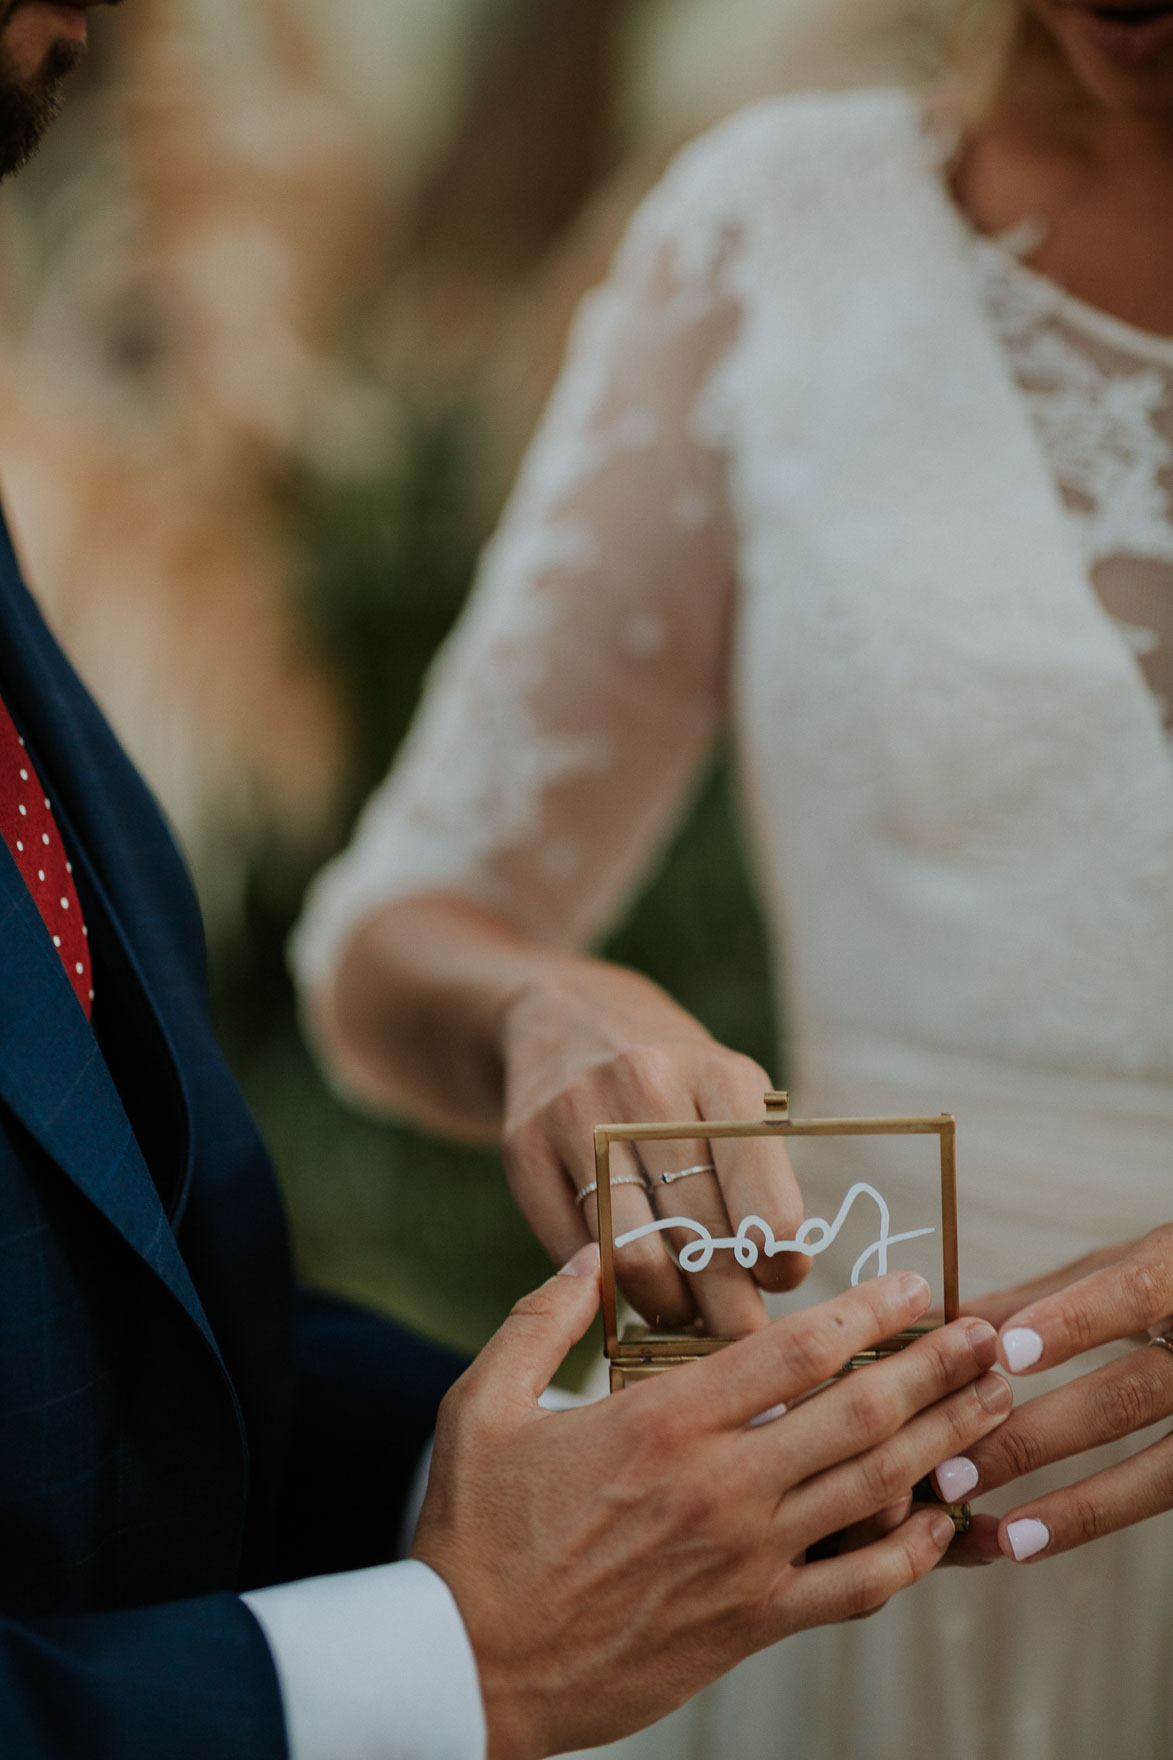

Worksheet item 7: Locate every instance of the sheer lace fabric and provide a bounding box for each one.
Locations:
[293,216,741,1035]
[293,114,1173,1053]
[975,231,1173,725]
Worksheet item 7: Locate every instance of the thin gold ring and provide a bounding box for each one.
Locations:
[659,1162,718,1187]
[1148,1335,1173,1360]
[575,1174,648,1209]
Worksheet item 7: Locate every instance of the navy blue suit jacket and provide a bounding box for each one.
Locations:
[0,513,465,1756]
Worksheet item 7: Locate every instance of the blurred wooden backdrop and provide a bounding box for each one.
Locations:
[0,0,958,1354]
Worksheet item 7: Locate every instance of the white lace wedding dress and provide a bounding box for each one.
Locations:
[294,90,1173,1760]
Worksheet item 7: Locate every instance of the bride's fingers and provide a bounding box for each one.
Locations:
[631,1072,776,1337]
[502,1123,592,1270]
[634,1060,807,1327]
[712,1132,810,1295]
[936,1340,1173,1501]
[995,1225,1173,1375]
[587,1141,697,1332]
[641,1133,768,1338]
[996,1428,1173,1563]
[697,1066,809,1296]
[962,1242,1137,1331]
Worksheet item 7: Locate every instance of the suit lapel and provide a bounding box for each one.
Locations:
[54,790,193,1222]
[0,841,226,1360]
[0,513,230,1373]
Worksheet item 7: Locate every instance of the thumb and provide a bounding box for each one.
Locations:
[469,1244,601,1412]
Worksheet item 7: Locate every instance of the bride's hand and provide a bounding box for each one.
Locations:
[499,956,809,1337]
[935,1226,1173,1566]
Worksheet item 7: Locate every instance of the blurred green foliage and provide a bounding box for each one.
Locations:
[210,411,778,1363]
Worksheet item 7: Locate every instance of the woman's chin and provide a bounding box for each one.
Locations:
[1039,3,1173,111]
[1061,49,1173,112]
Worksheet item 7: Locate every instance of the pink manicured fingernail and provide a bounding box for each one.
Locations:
[748,1401,788,1429]
[935,1456,979,1502]
[559,1244,600,1277]
[1002,1327,1044,1372]
[1006,1517,1050,1561]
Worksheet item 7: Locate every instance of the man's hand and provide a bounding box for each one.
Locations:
[414,1247,1011,1760]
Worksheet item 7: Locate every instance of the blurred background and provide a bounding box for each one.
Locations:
[1,0,949,1357]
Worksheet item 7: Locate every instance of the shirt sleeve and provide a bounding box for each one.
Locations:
[242,1560,486,1760]
[290,181,740,1108]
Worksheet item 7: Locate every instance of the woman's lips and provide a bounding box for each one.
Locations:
[1065,2,1173,60]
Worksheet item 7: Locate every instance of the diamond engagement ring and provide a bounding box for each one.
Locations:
[575,1174,648,1208]
[659,1163,718,1187]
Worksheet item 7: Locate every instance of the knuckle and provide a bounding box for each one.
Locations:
[780,1317,834,1388]
[632,1394,693,1459]
[893,1529,932,1591]
[857,1445,907,1510]
[1150,1449,1173,1508]
[836,1570,876,1621]
[943,1386,988,1450]
[437,1369,488,1439]
[614,1046,676,1112]
[673,1477,725,1532]
[507,1284,562,1326]
[1144,1224,1173,1270]
[1049,1294,1097,1355]
[1093,1370,1156,1439]
[615,1234,669,1285]
[846,1374,901,1440]
[991,1421,1046,1483]
[500,1116,548,1179]
[435,1379,467,1430]
[1120,1255,1169,1325]
[924,1394,978,1466]
[910,1329,956,1391]
[723,1052,771,1098]
[541,1085,594,1144]
[862,1280,906,1340]
[844,1559,895,1619]
[1066,1492,1107,1548]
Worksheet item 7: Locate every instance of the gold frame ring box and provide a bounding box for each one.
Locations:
[594,1090,969,1535]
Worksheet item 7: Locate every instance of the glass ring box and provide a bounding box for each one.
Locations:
[595,1090,970,1533]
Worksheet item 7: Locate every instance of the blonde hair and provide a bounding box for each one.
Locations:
[933,0,1027,121]
[770,1,1029,124]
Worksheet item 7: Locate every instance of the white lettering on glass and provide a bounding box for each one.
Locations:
[614,1182,935,1286]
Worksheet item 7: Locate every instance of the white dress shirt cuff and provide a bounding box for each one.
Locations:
[243,1559,486,1760]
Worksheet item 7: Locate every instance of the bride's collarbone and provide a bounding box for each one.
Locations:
[954,130,1173,338]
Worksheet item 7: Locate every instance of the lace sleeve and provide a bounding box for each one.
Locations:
[291,196,739,1039]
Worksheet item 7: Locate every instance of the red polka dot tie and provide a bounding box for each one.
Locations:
[0,693,93,1019]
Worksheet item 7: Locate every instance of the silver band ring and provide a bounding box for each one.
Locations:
[660,1163,718,1187]
[575,1174,648,1209]
[1148,1335,1173,1360]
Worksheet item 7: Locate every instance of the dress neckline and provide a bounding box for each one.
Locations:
[963,215,1173,371]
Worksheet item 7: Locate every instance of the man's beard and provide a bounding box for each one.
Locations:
[0,17,83,179]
